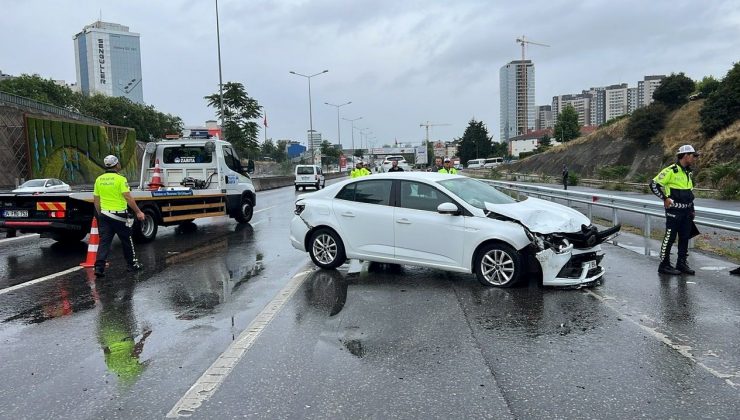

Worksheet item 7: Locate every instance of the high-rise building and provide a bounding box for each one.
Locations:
[604,83,629,121]
[500,60,535,142]
[73,21,144,103]
[552,93,592,127]
[637,75,665,108]
[307,130,322,150]
[583,87,606,126]
[627,87,639,113]
[535,105,553,131]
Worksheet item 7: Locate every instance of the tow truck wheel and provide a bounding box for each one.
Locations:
[234,196,253,224]
[133,208,158,243]
[475,242,521,288]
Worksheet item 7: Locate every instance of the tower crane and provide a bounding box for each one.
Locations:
[419,121,451,146]
[514,36,550,136]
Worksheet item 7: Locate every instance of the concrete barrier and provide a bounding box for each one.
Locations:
[252,172,348,192]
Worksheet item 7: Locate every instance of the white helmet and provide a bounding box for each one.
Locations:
[676,145,699,155]
[104,155,119,168]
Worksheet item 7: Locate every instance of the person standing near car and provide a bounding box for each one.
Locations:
[438,158,458,174]
[562,165,569,190]
[430,156,443,172]
[649,145,700,275]
[93,155,145,277]
[351,161,371,178]
[387,160,404,172]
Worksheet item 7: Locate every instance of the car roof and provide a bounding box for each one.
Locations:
[354,172,460,181]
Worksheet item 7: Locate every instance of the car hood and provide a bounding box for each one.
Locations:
[484,196,590,234]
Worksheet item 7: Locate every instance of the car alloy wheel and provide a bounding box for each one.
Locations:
[309,228,346,269]
[475,243,521,287]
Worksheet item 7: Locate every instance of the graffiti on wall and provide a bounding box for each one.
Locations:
[25,116,137,184]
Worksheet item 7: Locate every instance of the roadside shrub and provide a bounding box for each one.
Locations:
[632,173,650,183]
[539,173,552,183]
[625,102,669,148]
[567,172,580,186]
[720,182,740,200]
[488,168,503,180]
[601,114,629,128]
[597,165,630,180]
[653,72,695,109]
[708,162,739,188]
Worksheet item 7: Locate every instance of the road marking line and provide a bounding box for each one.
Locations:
[0,266,84,296]
[166,268,315,418]
[0,234,40,245]
[254,205,277,214]
[585,289,738,389]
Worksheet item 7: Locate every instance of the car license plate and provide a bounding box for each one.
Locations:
[584,260,597,270]
[3,210,28,218]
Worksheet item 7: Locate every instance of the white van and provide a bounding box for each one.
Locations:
[467,158,485,169]
[295,165,325,190]
[483,157,504,168]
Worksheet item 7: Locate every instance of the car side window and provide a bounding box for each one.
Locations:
[355,180,392,205]
[400,181,453,212]
[335,184,355,201]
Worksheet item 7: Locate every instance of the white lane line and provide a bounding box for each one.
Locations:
[254,205,278,214]
[585,289,739,389]
[0,266,84,296]
[166,268,315,418]
[0,234,40,245]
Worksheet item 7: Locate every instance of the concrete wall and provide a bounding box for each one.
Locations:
[252,172,347,192]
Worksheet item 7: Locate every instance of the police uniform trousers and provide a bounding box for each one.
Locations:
[95,211,137,271]
[660,207,692,263]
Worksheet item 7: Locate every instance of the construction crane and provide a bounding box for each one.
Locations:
[419,121,451,146]
[514,36,550,136]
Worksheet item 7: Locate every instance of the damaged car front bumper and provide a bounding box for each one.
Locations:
[536,244,606,287]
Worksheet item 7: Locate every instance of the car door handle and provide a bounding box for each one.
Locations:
[341,212,355,218]
[396,218,411,224]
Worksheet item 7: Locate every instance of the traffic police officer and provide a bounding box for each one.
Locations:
[649,145,699,275]
[438,158,458,174]
[93,155,145,277]
[351,161,371,178]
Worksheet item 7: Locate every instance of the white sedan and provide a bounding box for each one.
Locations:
[12,178,71,193]
[290,173,620,287]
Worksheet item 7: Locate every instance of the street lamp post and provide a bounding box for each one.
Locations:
[215,0,225,128]
[324,101,351,148]
[289,70,328,164]
[342,116,363,159]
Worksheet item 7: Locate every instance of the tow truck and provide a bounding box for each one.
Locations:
[0,138,256,243]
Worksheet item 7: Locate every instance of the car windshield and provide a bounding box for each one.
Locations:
[437,177,518,209]
[20,180,47,187]
[386,156,404,162]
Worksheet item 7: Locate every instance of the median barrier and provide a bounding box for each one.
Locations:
[252,172,348,192]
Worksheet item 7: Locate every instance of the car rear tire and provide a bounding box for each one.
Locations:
[295,185,299,191]
[315,182,321,190]
[475,242,521,287]
[308,228,346,269]
[133,208,158,243]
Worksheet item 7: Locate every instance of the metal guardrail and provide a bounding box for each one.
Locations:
[483,180,740,241]
[0,91,104,124]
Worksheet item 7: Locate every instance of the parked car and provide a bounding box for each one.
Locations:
[294,165,325,190]
[483,157,504,168]
[12,178,71,193]
[290,172,620,288]
[380,155,411,172]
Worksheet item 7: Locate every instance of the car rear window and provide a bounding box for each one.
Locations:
[296,166,315,175]
[162,146,213,164]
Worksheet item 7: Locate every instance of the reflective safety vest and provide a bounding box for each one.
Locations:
[94,171,130,211]
[652,163,694,205]
[351,168,371,178]
[438,167,458,174]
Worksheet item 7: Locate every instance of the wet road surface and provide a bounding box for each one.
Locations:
[1,179,738,419]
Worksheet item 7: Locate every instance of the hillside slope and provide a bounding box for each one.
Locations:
[505,100,739,182]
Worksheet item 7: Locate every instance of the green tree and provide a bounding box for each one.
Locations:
[457,119,493,163]
[653,72,695,108]
[625,102,668,148]
[700,63,740,137]
[554,105,580,142]
[77,94,183,141]
[353,149,365,159]
[260,138,276,159]
[273,139,289,162]
[538,133,552,150]
[205,82,263,158]
[320,140,340,166]
[0,74,78,109]
[695,75,721,97]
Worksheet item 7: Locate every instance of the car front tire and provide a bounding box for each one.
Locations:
[475,242,521,287]
[308,228,346,269]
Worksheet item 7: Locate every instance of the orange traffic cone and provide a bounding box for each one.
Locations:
[148,159,165,190]
[80,217,100,267]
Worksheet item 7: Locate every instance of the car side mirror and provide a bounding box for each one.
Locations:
[437,202,460,215]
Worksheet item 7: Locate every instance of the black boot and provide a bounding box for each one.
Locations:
[676,260,695,275]
[658,260,681,275]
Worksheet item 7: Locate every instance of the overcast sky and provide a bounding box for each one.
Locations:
[2,0,739,148]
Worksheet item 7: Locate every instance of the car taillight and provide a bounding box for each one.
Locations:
[49,211,66,219]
